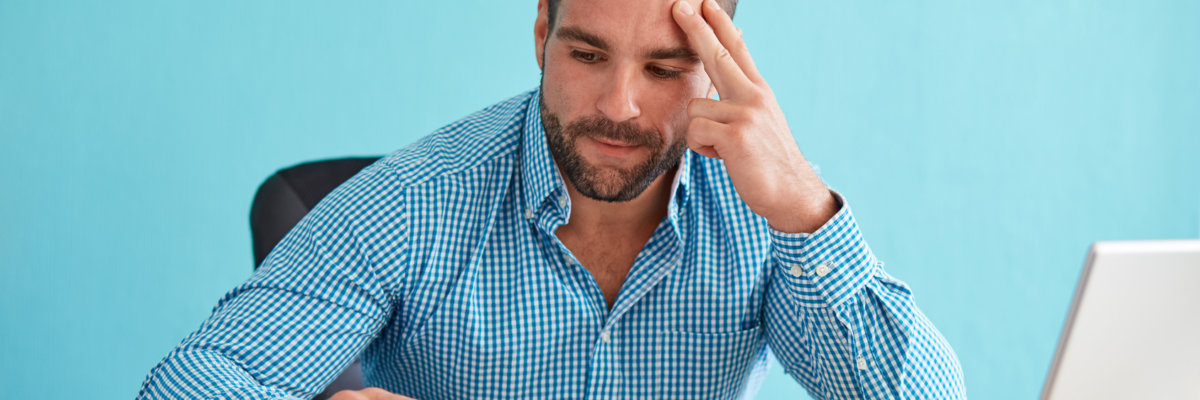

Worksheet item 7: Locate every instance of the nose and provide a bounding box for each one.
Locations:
[595,64,642,123]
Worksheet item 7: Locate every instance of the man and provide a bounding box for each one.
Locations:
[137,0,966,398]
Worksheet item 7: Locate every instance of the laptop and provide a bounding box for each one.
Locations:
[1041,239,1200,399]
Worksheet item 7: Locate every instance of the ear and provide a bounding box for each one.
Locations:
[535,0,550,70]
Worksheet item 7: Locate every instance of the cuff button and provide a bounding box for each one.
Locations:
[814,262,833,277]
[788,265,805,277]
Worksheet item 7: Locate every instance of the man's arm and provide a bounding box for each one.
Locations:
[763,191,966,399]
[136,170,403,400]
[667,2,965,397]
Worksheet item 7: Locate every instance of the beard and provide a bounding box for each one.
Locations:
[539,92,689,202]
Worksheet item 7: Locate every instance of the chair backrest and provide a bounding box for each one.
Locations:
[248,156,381,399]
[250,156,381,267]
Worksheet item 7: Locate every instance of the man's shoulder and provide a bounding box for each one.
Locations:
[370,90,536,190]
[305,90,534,241]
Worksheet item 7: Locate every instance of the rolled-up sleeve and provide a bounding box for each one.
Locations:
[136,171,402,400]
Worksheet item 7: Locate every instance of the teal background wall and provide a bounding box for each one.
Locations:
[1,1,1196,398]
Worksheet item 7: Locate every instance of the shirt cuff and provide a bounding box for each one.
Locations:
[769,190,878,309]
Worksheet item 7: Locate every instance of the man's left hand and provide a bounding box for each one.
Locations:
[672,0,838,234]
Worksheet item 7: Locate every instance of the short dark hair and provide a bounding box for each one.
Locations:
[547,0,738,31]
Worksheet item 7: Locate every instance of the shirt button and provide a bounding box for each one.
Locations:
[558,195,568,208]
[856,356,868,370]
[788,265,805,277]
[523,207,533,220]
[600,330,611,343]
[815,262,833,277]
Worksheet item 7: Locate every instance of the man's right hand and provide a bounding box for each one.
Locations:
[328,387,418,400]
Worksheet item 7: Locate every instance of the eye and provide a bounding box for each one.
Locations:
[647,65,683,80]
[571,50,603,63]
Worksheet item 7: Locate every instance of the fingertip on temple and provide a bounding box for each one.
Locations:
[673,0,736,19]
[673,0,698,17]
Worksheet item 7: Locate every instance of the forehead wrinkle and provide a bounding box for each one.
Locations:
[554,0,697,55]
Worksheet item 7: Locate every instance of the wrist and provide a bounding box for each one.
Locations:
[766,189,839,234]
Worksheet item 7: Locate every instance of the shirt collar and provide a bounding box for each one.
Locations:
[520,87,693,219]
[520,88,561,216]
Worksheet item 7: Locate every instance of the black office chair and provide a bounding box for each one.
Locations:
[249,156,382,400]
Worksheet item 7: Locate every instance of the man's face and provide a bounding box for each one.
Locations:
[536,0,713,202]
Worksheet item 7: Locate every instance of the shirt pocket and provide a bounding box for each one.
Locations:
[619,326,765,399]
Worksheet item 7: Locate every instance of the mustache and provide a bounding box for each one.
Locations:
[563,116,663,148]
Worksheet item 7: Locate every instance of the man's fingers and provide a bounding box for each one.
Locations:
[671,0,754,99]
[688,97,749,123]
[686,117,731,159]
[698,0,762,83]
[329,388,417,400]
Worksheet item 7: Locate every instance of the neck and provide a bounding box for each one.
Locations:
[560,167,677,232]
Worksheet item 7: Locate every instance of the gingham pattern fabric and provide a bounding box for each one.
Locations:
[137,89,965,400]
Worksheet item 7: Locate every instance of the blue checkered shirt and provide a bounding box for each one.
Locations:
[137,89,965,399]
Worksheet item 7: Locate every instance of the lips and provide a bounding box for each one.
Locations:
[591,136,637,148]
[586,136,641,157]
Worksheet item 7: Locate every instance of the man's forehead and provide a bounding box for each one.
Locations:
[554,0,701,53]
[556,0,702,19]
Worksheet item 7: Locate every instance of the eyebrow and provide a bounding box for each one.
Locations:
[556,26,700,64]
[556,26,609,50]
[646,47,700,63]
